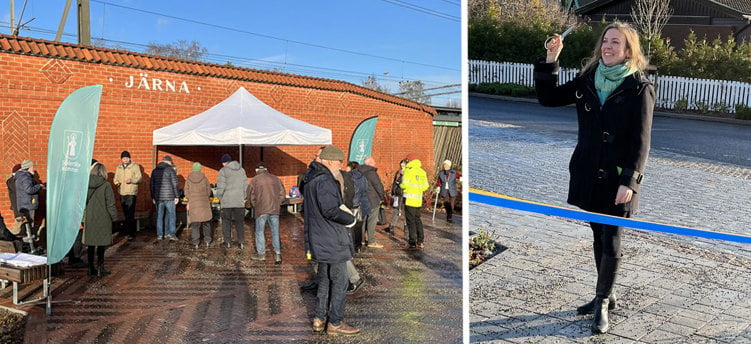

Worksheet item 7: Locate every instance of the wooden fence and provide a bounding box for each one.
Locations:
[469,60,751,113]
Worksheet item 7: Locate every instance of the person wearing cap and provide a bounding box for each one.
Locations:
[215,154,248,249]
[247,162,286,263]
[84,162,118,277]
[184,162,212,249]
[435,159,461,222]
[15,160,45,229]
[303,145,360,335]
[400,157,429,249]
[150,156,180,241]
[299,150,365,295]
[357,157,386,249]
[113,150,142,240]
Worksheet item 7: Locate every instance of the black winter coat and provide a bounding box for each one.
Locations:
[357,165,385,210]
[150,162,179,201]
[302,161,356,263]
[534,60,655,214]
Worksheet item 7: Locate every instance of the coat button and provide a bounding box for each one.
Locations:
[597,169,608,180]
[584,103,591,112]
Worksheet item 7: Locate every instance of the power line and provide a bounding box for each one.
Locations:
[438,0,461,6]
[378,0,460,22]
[0,22,457,92]
[89,0,458,72]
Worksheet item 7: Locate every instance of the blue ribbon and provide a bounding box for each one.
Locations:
[469,190,751,244]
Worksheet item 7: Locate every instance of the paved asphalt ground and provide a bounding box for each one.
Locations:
[0,208,462,343]
[469,95,751,343]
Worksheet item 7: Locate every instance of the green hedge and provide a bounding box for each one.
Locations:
[470,19,751,82]
[469,83,535,97]
[469,18,600,69]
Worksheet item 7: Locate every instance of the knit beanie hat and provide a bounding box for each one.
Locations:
[192,162,202,172]
[121,150,131,159]
[220,154,232,163]
[20,160,33,170]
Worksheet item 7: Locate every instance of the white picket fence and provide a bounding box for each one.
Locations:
[469,60,751,113]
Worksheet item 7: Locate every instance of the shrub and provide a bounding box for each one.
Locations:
[736,104,751,120]
[674,98,688,111]
[469,229,497,269]
[695,100,710,114]
[470,82,535,97]
[712,102,730,113]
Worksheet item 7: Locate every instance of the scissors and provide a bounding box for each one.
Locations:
[545,24,576,50]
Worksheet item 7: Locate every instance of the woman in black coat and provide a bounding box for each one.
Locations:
[534,22,655,334]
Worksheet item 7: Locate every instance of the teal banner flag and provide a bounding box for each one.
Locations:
[348,116,378,164]
[46,85,102,264]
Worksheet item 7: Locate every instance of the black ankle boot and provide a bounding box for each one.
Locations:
[88,266,97,276]
[97,265,110,277]
[576,293,617,315]
[592,297,610,334]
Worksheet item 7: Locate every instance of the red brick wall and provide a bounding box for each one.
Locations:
[0,53,435,225]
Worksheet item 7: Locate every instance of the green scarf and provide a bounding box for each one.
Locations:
[594,59,636,105]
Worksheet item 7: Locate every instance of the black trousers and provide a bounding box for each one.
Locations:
[120,195,137,237]
[404,205,423,246]
[221,208,246,244]
[442,195,456,219]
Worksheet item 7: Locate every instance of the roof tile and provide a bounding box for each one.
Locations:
[0,34,433,114]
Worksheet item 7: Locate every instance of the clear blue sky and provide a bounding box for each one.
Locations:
[1,0,461,106]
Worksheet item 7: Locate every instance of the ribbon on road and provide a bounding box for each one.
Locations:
[469,188,751,244]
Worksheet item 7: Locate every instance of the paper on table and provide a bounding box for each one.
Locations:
[0,252,47,267]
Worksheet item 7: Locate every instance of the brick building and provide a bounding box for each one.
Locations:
[0,34,436,225]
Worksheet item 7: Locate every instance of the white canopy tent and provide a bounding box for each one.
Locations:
[152,87,332,164]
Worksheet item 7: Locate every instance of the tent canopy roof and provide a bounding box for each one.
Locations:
[153,87,332,146]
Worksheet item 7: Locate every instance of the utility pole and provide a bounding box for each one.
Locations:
[55,0,90,45]
[77,0,90,45]
[10,0,15,35]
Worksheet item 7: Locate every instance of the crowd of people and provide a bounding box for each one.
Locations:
[2,146,461,336]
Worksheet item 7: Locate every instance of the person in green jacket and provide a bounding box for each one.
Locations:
[400,157,429,249]
[84,162,118,277]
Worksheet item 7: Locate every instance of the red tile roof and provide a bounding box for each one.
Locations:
[0,34,436,116]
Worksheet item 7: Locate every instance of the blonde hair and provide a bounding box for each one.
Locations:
[581,22,647,74]
[90,163,108,179]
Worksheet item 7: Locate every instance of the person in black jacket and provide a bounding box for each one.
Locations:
[357,157,385,248]
[535,21,654,334]
[386,159,407,234]
[150,156,180,241]
[304,145,360,336]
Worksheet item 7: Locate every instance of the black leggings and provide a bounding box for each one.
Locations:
[589,222,623,261]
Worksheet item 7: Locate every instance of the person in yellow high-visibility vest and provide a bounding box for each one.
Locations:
[400,157,429,249]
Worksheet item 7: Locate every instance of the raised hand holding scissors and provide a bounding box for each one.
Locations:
[545,24,575,62]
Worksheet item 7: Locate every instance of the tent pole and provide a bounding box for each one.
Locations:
[260,147,264,162]
[46,265,51,315]
[239,144,243,168]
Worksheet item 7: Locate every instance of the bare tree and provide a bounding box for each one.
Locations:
[397,80,431,104]
[361,75,390,94]
[630,0,673,56]
[146,40,208,61]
